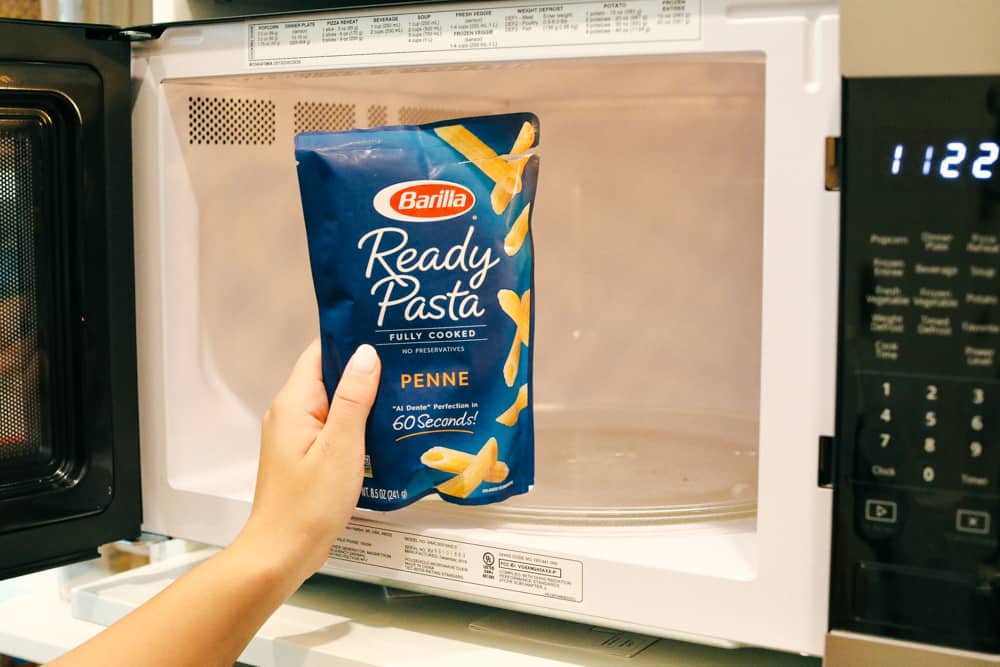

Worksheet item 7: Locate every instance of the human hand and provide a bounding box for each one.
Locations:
[236,339,380,587]
[49,343,380,667]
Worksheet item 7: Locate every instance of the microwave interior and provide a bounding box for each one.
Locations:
[162,54,765,527]
[1,114,55,500]
[0,72,121,527]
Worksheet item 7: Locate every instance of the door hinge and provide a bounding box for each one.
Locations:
[84,26,154,42]
[825,136,842,191]
[117,29,155,42]
[818,435,836,488]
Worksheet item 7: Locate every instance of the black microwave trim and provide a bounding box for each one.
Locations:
[830,73,999,655]
[0,70,101,519]
[124,1,483,40]
[0,19,141,579]
[0,1,482,42]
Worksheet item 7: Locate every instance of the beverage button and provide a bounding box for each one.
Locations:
[865,499,898,524]
[955,509,991,535]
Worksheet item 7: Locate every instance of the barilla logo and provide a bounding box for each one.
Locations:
[373,180,475,222]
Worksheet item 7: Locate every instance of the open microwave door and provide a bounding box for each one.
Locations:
[0,20,140,579]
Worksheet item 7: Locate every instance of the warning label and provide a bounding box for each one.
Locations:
[330,522,582,602]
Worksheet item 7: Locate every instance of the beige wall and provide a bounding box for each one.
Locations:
[843,0,1000,76]
[0,0,40,19]
[0,0,150,23]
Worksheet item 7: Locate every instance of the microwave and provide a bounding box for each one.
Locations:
[0,0,997,663]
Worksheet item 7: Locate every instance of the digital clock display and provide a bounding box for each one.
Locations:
[883,137,999,182]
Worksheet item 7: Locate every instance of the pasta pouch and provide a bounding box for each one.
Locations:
[296,113,538,511]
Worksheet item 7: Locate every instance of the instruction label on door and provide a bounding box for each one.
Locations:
[248,0,700,67]
[330,522,583,602]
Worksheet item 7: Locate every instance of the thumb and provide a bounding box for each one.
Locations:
[317,344,381,452]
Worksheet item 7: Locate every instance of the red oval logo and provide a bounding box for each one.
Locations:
[374,180,476,222]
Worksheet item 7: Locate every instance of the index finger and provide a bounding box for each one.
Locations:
[277,338,329,422]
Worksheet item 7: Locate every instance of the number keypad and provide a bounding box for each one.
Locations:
[855,375,997,492]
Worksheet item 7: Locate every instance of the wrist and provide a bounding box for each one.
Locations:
[226,527,310,602]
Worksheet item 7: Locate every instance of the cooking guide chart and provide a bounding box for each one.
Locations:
[248,0,700,65]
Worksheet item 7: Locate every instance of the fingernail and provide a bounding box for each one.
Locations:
[346,344,378,375]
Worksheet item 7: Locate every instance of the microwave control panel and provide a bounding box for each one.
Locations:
[832,76,999,654]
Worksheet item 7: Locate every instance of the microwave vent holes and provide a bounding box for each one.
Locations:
[187,96,276,146]
[398,106,478,126]
[293,101,357,134]
[367,104,388,128]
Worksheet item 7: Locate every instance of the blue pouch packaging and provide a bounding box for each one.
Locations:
[296,113,539,510]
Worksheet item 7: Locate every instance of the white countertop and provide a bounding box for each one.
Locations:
[0,567,102,664]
